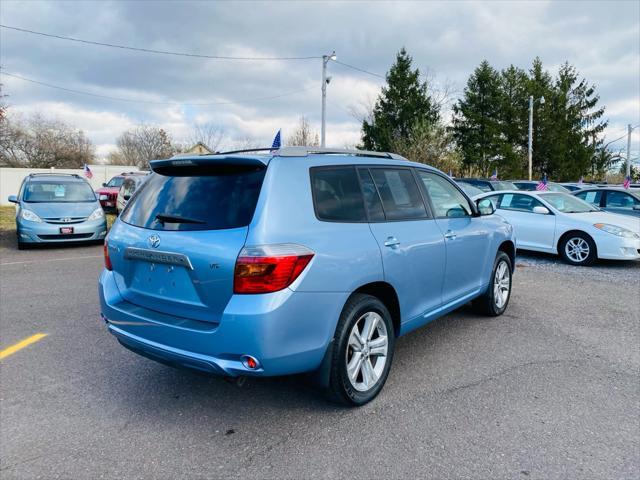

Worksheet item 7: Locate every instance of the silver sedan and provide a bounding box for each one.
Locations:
[474,190,640,266]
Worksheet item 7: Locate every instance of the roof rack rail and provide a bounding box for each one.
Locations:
[277,146,407,160]
[28,172,82,178]
[204,146,408,161]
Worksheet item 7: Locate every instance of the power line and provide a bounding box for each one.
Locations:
[0,71,316,106]
[333,60,385,79]
[0,24,321,61]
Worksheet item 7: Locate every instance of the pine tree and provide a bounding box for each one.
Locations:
[361,48,439,151]
[451,60,503,177]
[497,65,529,178]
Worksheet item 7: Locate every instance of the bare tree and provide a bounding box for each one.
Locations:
[286,116,319,146]
[0,113,94,168]
[111,125,177,168]
[392,120,460,174]
[186,123,225,152]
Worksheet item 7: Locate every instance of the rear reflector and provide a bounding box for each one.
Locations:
[104,240,113,271]
[234,244,314,294]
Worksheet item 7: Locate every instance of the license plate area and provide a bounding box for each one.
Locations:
[60,226,74,234]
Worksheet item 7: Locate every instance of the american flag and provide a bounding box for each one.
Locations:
[623,175,631,189]
[83,164,93,179]
[490,168,498,180]
[270,129,281,152]
[536,174,548,191]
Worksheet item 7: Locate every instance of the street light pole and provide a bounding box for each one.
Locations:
[527,95,545,181]
[626,123,632,178]
[528,96,534,181]
[321,51,336,148]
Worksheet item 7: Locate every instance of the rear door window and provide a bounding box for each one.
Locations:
[605,191,639,209]
[357,168,385,221]
[370,168,428,220]
[120,170,266,231]
[574,190,602,205]
[310,167,367,222]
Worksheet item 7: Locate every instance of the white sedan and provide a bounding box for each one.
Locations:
[474,190,640,266]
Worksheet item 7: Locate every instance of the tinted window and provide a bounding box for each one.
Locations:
[121,170,265,231]
[575,190,602,205]
[107,177,124,188]
[311,167,366,222]
[418,171,472,218]
[357,168,385,221]
[493,181,517,191]
[370,168,428,220]
[606,191,640,209]
[514,182,537,191]
[463,180,491,192]
[497,193,543,212]
[23,181,96,203]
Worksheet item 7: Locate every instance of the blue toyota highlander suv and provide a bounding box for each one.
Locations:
[99,147,515,405]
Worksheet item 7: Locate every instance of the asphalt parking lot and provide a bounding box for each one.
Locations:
[1,233,638,479]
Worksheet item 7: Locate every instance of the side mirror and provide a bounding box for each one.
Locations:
[476,198,495,216]
[102,183,107,187]
[8,195,18,204]
[99,194,108,201]
[633,205,640,211]
[533,206,550,215]
[123,194,131,201]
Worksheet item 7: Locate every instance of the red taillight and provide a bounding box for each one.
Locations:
[234,244,314,294]
[104,240,113,271]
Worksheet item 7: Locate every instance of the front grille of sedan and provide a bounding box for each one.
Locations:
[43,217,87,224]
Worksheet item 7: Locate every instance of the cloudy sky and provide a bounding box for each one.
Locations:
[1,0,639,160]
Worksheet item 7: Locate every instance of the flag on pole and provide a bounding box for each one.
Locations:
[623,175,631,189]
[578,176,583,184]
[536,174,548,191]
[270,129,281,152]
[490,168,498,180]
[83,164,93,179]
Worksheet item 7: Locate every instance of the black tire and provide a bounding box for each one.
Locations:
[17,240,31,250]
[558,232,596,266]
[327,293,395,406]
[473,251,512,316]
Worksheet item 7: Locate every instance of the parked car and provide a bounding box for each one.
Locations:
[560,183,590,192]
[573,187,640,218]
[8,173,107,249]
[511,180,571,193]
[116,173,149,214]
[456,181,484,198]
[100,147,516,406]
[96,172,146,212]
[474,190,640,266]
[457,178,517,192]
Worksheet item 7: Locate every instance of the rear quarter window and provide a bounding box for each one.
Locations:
[120,170,265,231]
[310,167,367,222]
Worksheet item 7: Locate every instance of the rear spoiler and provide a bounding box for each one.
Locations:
[150,156,268,176]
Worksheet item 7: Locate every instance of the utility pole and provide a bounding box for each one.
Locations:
[528,96,533,181]
[626,123,632,178]
[527,95,545,181]
[321,51,336,147]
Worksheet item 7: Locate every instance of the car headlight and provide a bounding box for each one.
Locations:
[594,223,640,239]
[87,208,105,221]
[20,209,43,223]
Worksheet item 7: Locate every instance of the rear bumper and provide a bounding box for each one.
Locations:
[99,269,347,377]
[17,218,108,244]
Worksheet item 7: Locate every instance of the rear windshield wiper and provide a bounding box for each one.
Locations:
[155,213,205,225]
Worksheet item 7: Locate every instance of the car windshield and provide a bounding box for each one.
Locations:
[107,177,124,188]
[23,181,96,203]
[541,193,598,213]
[493,181,517,191]
[547,183,571,193]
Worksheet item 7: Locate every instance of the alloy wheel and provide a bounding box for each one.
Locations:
[565,237,590,263]
[493,260,511,309]
[345,311,388,392]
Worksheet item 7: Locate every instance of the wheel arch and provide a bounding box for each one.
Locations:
[351,281,401,338]
[497,240,516,271]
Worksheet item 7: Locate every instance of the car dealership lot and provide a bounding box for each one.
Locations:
[1,237,638,479]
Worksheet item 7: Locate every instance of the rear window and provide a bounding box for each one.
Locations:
[310,167,367,222]
[120,170,265,231]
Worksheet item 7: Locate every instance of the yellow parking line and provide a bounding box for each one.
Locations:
[0,333,48,360]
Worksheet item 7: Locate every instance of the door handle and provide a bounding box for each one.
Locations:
[384,236,400,248]
[444,230,457,240]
